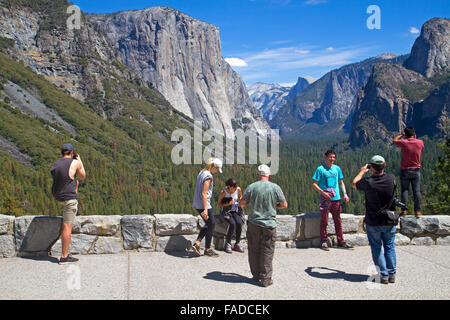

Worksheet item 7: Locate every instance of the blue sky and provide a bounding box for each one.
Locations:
[72,0,449,86]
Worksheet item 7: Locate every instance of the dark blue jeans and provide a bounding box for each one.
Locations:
[366,225,397,280]
[400,169,421,213]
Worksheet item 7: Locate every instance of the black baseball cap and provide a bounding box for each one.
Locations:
[61,143,74,153]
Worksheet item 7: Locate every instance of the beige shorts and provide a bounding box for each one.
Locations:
[62,199,78,224]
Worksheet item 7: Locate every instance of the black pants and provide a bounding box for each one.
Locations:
[196,208,215,249]
[225,212,243,245]
[400,169,421,212]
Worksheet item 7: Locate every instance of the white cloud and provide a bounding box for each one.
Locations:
[225,57,248,67]
[326,46,335,51]
[295,49,310,54]
[409,27,420,34]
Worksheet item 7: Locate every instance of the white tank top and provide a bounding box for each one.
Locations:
[224,188,239,202]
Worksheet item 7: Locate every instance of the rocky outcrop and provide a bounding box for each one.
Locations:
[272,53,407,136]
[89,7,270,137]
[349,18,450,147]
[404,18,450,77]
[248,82,292,121]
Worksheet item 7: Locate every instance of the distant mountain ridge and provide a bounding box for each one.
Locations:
[349,18,450,147]
[269,53,409,136]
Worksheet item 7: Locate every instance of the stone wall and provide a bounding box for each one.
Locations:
[1,213,450,258]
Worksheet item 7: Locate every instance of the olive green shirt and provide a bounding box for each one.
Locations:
[241,180,286,228]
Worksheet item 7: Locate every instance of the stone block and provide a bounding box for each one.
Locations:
[327,214,363,235]
[17,216,62,254]
[51,234,97,256]
[395,233,411,246]
[213,216,247,239]
[92,237,123,254]
[276,215,299,241]
[400,216,441,236]
[154,214,197,236]
[436,236,450,245]
[0,235,15,258]
[73,215,121,236]
[155,234,198,252]
[300,212,321,239]
[14,216,35,251]
[339,233,369,247]
[0,214,14,235]
[121,215,154,250]
[410,236,435,246]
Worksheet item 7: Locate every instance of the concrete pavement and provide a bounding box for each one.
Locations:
[0,245,449,300]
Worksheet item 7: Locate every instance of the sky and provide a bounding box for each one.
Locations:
[72,0,449,87]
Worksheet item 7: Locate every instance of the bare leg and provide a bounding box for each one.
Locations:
[61,223,73,258]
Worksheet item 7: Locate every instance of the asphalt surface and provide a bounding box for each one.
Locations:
[0,245,449,300]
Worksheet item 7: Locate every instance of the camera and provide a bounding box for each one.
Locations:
[393,199,408,211]
[367,164,371,169]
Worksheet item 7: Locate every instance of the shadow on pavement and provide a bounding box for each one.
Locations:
[204,271,259,286]
[305,267,368,283]
[164,250,201,259]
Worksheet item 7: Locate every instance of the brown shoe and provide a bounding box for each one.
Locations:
[380,279,389,284]
[389,277,396,283]
[260,279,273,287]
[415,211,422,218]
[400,211,407,217]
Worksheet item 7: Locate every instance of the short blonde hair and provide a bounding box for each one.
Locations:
[202,158,215,172]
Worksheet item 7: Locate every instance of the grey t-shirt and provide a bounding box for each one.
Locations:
[192,170,214,210]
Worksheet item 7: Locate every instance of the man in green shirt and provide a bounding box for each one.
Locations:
[240,164,288,287]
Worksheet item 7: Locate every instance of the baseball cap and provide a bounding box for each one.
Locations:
[258,164,271,177]
[369,155,385,166]
[210,158,223,173]
[61,143,74,153]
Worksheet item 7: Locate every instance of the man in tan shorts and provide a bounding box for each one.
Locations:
[51,143,86,264]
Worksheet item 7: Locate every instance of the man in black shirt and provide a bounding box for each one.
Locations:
[352,155,397,284]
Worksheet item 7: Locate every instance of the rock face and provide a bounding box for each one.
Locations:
[89,7,270,137]
[349,18,450,147]
[404,18,450,77]
[248,82,292,121]
[272,54,407,136]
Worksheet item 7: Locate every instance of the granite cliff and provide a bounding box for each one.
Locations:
[349,18,450,147]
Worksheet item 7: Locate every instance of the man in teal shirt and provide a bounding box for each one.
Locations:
[312,150,353,251]
[240,164,288,287]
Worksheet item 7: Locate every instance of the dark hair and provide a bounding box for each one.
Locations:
[61,150,72,156]
[404,126,415,138]
[225,178,238,188]
[373,163,386,173]
[324,149,336,157]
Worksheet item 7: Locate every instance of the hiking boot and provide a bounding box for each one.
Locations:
[321,242,330,251]
[415,211,422,218]
[59,255,79,265]
[260,279,273,287]
[400,211,407,217]
[192,243,202,256]
[337,242,354,249]
[389,277,396,283]
[233,243,244,253]
[225,243,232,254]
[204,249,219,257]
[380,279,389,284]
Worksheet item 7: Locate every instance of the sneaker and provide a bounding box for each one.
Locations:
[388,277,396,283]
[192,243,202,256]
[204,249,219,257]
[260,279,273,287]
[400,211,408,217]
[233,243,244,253]
[321,242,330,251]
[415,211,422,218]
[225,243,232,254]
[59,255,79,265]
[337,242,354,249]
[380,279,389,284]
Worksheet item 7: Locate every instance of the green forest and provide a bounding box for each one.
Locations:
[0,32,448,218]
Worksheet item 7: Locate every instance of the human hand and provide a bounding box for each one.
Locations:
[344,194,350,203]
[201,209,209,220]
[321,191,332,200]
[361,164,369,173]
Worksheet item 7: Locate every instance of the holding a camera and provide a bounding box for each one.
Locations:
[352,155,398,285]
